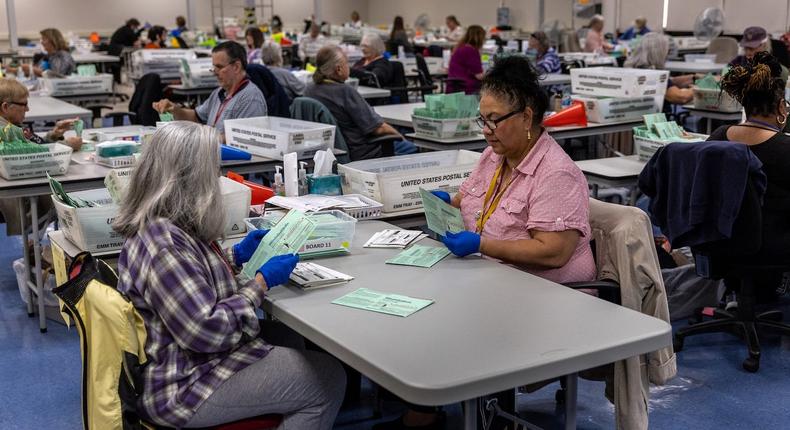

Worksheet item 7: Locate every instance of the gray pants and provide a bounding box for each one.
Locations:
[184,322,346,429]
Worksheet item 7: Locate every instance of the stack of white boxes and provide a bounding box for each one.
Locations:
[569,67,669,124]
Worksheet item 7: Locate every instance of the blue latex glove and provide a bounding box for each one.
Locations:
[442,231,481,257]
[232,229,269,266]
[257,254,300,288]
[430,190,451,205]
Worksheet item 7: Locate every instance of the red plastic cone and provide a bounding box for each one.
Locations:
[543,100,587,127]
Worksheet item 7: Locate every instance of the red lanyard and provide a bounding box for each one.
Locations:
[212,79,249,126]
[210,242,235,275]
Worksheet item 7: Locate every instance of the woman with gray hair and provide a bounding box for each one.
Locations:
[624,33,693,105]
[350,32,394,87]
[305,46,411,160]
[260,42,306,99]
[113,121,346,429]
[584,14,612,53]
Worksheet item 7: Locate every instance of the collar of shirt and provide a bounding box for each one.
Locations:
[484,130,554,177]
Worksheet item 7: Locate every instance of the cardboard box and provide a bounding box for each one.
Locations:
[41,74,113,96]
[224,116,335,160]
[572,95,661,124]
[338,150,481,212]
[571,67,669,98]
[0,143,72,180]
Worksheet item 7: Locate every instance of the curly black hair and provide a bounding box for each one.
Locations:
[720,51,786,117]
[481,55,549,126]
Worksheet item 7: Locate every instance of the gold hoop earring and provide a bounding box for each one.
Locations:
[778,114,787,127]
[526,128,531,142]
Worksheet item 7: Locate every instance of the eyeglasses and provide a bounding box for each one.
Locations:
[210,60,239,73]
[7,101,28,108]
[475,110,521,131]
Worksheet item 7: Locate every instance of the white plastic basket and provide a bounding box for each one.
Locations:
[333,194,383,220]
[244,209,358,255]
[95,154,136,168]
[634,131,708,161]
[692,87,742,112]
[41,74,114,96]
[0,143,73,180]
[411,115,481,139]
[224,116,335,160]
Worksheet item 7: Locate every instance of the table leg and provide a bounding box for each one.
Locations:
[463,398,478,430]
[19,198,33,317]
[29,197,47,332]
[707,118,712,135]
[591,183,599,199]
[564,373,578,430]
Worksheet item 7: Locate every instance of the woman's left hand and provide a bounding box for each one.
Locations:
[442,230,481,257]
[51,118,79,139]
[232,229,269,266]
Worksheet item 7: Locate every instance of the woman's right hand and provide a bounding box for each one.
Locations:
[256,254,300,290]
[152,99,175,114]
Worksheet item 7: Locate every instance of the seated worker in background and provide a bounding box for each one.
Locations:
[383,55,596,430]
[446,25,486,94]
[386,16,412,57]
[584,14,613,53]
[298,22,327,64]
[528,31,561,74]
[0,78,82,150]
[152,41,266,136]
[624,33,694,105]
[710,52,790,259]
[144,26,167,49]
[245,27,264,64]
[730,26,790,82]
[348,10,363,29]
[619,17,650,41]
[305,46,416,160]
[8,28,75,77]
[260,42,306,99]
[170,15,188,37]
[445,15,465,43]
[113,121,346,430]
[269,15,286,44]
[351,33,394,87]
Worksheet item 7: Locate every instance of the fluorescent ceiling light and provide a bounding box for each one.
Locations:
[663,0,669,29]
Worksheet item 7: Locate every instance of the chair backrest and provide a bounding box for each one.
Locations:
[705,37,739,64]
[128,73,163,126]
[414,53,433,86]
[245,64,291,118]
[289,96,351,163]
[770,38,790,68]
[52,252,148,430]
[384,61,409,103]
[560,29,582,53]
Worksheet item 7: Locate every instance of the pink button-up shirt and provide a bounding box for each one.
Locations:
[459,131,596,284]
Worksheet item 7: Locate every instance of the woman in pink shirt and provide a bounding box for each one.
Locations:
[434,55,596,284]
[584,14,613,54]
[446,25,486,94]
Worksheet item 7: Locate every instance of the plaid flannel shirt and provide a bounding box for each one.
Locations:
[117,219,272,427]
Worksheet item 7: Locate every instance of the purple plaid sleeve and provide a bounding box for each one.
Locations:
[146,247,262,353]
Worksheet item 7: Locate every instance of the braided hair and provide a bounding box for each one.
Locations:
[720,51,786,117]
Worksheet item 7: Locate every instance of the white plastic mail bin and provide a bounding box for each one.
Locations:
[412,115,481,139]
[41,74,114,96]
[571,67,669,98]
[634,130,708,162]
[51,188,123,253]
[219,176,251,235]
[224,117,335,160]
[572,95,661,124]
[0,143,73,180]
[131,49,196,80]
[692,87,741,112]
[180,58,218,88]
[338,150,481,212]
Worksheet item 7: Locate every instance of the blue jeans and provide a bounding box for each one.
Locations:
[394,140,418,155]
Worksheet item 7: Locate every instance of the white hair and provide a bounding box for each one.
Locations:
[260,42,283,67]
[113,121,225,242]
[313,45,346,84]
[361,33,385,57]
[624,32,669,69]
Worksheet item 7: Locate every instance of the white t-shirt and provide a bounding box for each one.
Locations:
[447,26,465,42]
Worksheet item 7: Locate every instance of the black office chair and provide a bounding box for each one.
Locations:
[412,53,438,99]
[673,177,790,372]
[640,141,790,372]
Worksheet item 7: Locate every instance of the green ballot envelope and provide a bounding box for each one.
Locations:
[419,188,465,235]
[386,245,451,268]
[332,288,434,317]
[241,210,317,280]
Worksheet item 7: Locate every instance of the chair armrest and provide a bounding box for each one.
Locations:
[563,279,621,304]
[368,133,401,157]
